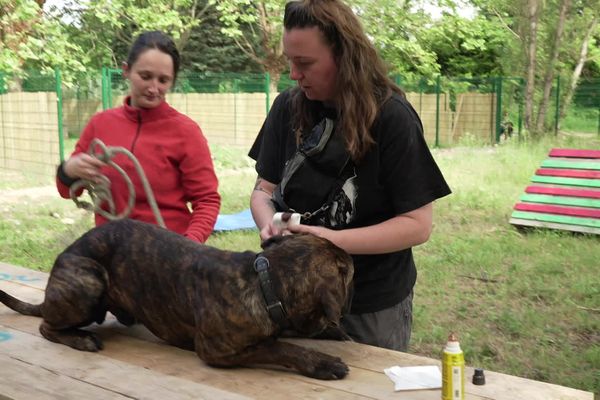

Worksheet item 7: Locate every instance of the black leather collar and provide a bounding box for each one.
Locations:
[254,255,289,329]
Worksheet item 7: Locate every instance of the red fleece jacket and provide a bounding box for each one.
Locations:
[57,97,221,243]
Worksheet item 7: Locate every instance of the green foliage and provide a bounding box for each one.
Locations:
[183,9,262,72]
[0,0,86,79]
[421,15,510,76]
[210,0,288,86]
[561,105,599,133]
[353,0,440,78]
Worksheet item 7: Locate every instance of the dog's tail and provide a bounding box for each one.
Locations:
[0,290,42,317]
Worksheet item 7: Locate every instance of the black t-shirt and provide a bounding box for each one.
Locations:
[249,89,451,314]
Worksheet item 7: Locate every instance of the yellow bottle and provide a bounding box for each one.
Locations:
[442,333,465,400]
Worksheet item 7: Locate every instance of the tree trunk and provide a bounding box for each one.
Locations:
[534,0,571,133]
[558,16,598,124]
[524,0,540,132]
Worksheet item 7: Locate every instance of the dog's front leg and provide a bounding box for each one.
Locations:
[201,339,349,380]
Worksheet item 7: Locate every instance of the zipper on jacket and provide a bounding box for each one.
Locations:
[131,111,142,153]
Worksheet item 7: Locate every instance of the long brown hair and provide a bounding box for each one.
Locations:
[284,0,404,162]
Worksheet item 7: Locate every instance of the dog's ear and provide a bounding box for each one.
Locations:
[260,235,286,249]
[315,283,342,324]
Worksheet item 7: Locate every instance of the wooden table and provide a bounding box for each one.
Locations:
[0,262,593,400]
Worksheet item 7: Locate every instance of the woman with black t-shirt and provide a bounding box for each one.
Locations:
[248,0,451,352]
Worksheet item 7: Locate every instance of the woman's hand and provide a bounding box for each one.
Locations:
[63,153,106,182]
[287,203,434,255]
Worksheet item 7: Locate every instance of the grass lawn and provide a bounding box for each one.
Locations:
[0,135,598,396]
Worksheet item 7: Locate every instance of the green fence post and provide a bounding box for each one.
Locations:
[435,75,441,147]
[234,78,239,144]
[554,75,560,135]
[108,69,118,108]
[265,72,271,114]
[55,68,65,162]
[101,67,108,110]
[597,103,600,136]
[0,72,6,94]
[495,76,503,143]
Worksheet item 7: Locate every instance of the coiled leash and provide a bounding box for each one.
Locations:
[69,138,166,228]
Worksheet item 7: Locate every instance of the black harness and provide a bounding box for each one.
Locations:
[253,255,290,329]
[272,118,353,226]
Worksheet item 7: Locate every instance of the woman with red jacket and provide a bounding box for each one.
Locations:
[56,31,220,243]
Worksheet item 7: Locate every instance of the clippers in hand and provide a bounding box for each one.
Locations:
[272,212,302,231]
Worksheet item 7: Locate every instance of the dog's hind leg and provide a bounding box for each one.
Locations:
[39,253,109,352]
[201,339,349,380]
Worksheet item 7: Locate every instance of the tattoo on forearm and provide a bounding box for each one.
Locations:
[253,187,270,195]
[253,177,271,195]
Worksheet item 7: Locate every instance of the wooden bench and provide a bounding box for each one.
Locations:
[510,148,600,235]
[0,262,593,400]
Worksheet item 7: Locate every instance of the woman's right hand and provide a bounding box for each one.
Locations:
[250,176,286,241]
[63,153,106,182]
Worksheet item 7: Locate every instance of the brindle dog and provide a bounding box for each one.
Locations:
[0,219,354,380]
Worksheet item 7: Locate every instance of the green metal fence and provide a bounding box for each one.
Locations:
[561,78,600,135]
[1,69,598,176]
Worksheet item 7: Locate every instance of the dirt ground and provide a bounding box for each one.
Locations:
[0,186,57,205]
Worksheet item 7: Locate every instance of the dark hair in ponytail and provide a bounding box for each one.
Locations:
[126,31,180,81]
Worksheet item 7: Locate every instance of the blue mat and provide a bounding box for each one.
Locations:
[213,209,257,232]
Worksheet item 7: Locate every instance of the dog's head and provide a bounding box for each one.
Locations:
[261,233,354,336]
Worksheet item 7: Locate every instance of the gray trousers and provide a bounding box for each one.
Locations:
[341,291,413,352]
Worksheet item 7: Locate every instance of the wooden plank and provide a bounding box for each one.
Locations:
[510,210,600,228]
[514,203,600,219]
[0,261,48,290]
[520,193,600,208]
[525,185,600,199]
[531,175,600,188]
[535,168,600,179]
[0,354,133,400]
[0,327,251,400]
[0,313,387,400]
[509,217,600,235]
[540,159,600,171]
[549,148,600,159]
[4,311,592,400]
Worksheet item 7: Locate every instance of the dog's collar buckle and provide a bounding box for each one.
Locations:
[254,255,289,329]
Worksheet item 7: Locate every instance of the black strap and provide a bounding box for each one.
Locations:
[253,255,289,329]
[56,161,80,187]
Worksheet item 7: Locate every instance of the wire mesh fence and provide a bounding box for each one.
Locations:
[561,78,600,135]
[0,70,61,176]
[0,69,597,177]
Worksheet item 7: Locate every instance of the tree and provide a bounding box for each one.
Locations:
[211,0,287,90]
[558,7,599,121]
[419,15,509,77]
[183,6,262,72]
[1,0,86,88]
[523,0,540,132]
[58,0,213,69]
[353,0,440,79]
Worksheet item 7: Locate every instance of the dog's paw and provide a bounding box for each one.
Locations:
[73,333,104,352]
[305,355,349,380]
[40,323,104,352]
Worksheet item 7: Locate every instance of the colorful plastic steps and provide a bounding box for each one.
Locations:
[509,148,600,235]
